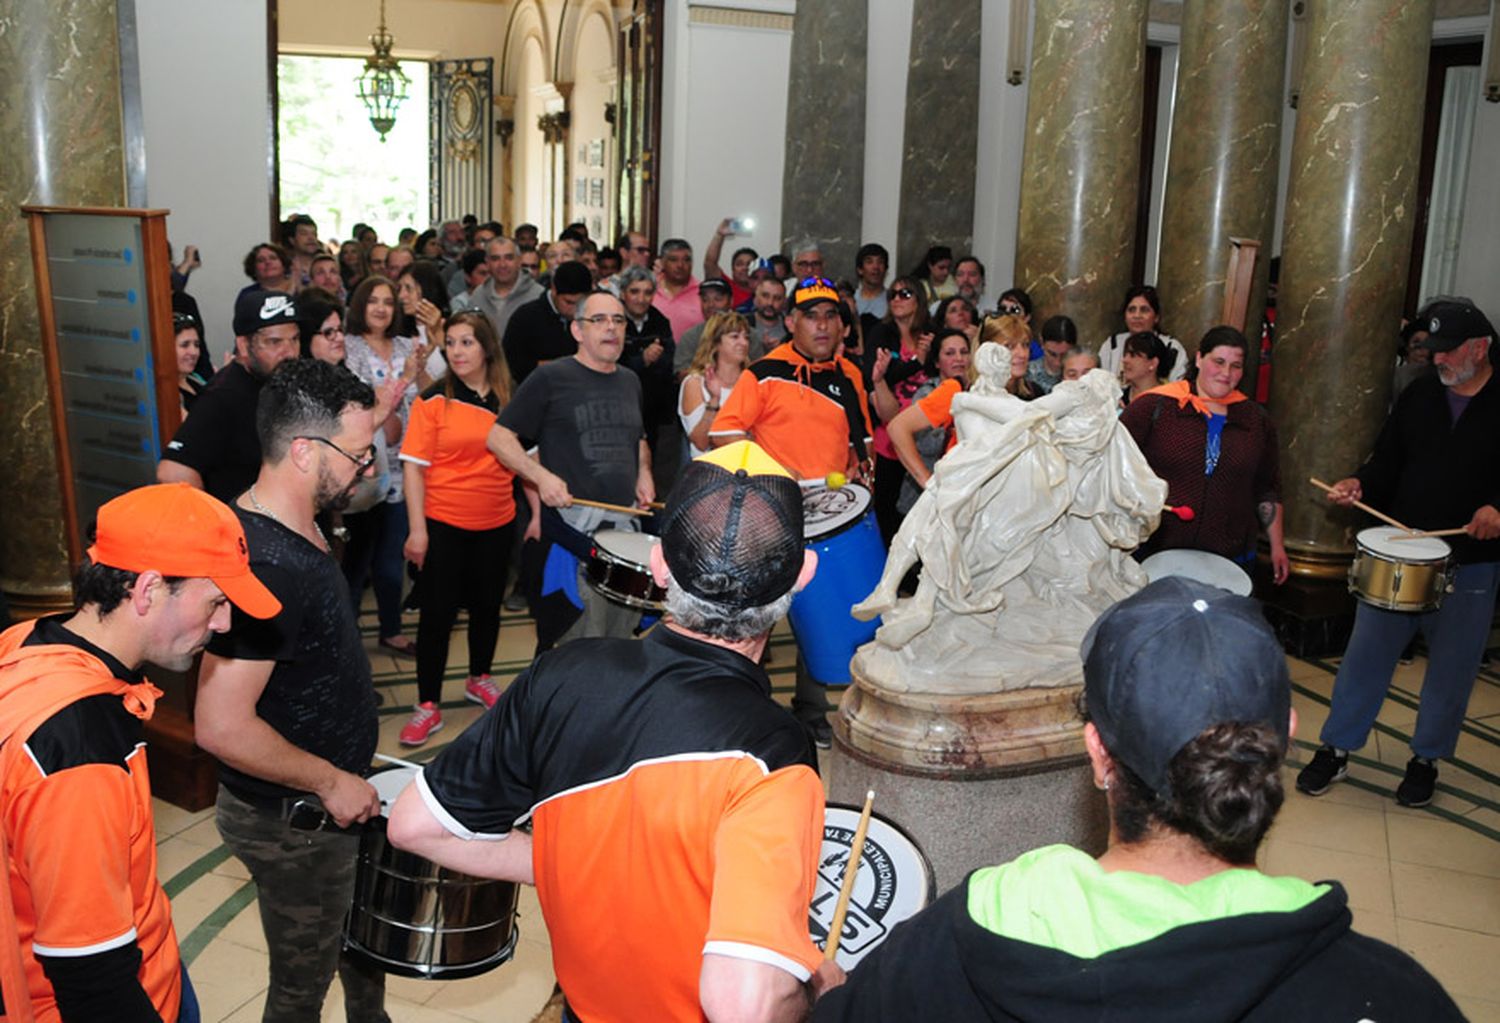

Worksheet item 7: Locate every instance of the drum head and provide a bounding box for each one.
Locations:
[803,483,873,541]
[809,804,934,971]
[1140,549,1252,596]
[1357,526,1451,562]
[593,528,658,566]
[368,766,418,815]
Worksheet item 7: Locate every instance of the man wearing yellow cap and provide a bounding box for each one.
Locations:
[0,483,280,1023]
[389,442,845,1022]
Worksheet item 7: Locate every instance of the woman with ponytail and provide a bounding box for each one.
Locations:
[814,578,1461,1022]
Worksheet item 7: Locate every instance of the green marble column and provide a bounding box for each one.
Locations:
[781,0,868,277]
[1013,0,1149,345]
[1156,0,1287,362]
[1271,0,1433,574]
[0,0,127,613]
[895,0,981,274]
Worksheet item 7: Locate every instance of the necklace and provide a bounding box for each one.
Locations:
[248,484,328,550]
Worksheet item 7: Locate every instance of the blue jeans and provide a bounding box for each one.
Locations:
[1320,561,1500,759]
[342,500,410,638]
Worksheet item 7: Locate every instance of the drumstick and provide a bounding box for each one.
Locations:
[570,497,655,517]
[825,790,875,962]
[1308,478,1417,533]
[1389,527,1468,540]
[374,752,425,771]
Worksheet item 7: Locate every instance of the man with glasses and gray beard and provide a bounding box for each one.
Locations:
[488,291,654,646]
[195,359,390,1023]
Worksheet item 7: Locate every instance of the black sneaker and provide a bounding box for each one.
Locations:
[807,719,832,750]
[1295,745,1348,795]
[1396,756,1437,807]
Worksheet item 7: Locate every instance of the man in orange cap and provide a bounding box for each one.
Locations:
[0,483,280,1023]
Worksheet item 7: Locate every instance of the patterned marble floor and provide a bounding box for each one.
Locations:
[152,606,1500,1022]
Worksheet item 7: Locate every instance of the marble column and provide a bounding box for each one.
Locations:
[1156,0,1287,361]
[780,0,867,277]
[0,0,128,614]
[1013,0,1148,345]
[894,0,980,274]
[1271,0,1433,574]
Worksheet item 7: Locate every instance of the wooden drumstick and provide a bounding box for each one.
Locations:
[570,497,656,517]
[374,752,425,771]
[825,790,875,962]
[1308,478,1417,534]
[1389,527,1468,541]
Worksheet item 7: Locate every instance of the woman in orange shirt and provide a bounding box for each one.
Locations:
[398,311,517,745]
[885,328,977,495]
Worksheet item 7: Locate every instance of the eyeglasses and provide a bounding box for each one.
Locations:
[298,435,378,473]
[999,303,1025,315]
[318,325,344,341]
[890,288,915,301]
[580,313,628,327]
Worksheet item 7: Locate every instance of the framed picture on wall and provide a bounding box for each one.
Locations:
[588,139,605,168]
[589,178,604,207]
[591,214,602,237]
[575,177,588,204]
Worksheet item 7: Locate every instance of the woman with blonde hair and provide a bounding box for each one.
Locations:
[397,311,519,744]
[677,311,752,457]
[979,313,1040,400]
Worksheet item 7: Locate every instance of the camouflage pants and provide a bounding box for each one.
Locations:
[216,786,389,1023]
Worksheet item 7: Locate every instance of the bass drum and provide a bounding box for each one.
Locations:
[344,767,521,979]
[808,804,934,971]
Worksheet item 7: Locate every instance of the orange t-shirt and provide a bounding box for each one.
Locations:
[0,621,181,1023]
[710,343,873,480]
[916,377,963,452]
[400,380,516,531]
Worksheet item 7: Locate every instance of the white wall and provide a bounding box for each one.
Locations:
[659,3,792,254]
[135,0,271,355]
[862,1,915,273]
[1449,17,1499,315]
[569,11,617,237]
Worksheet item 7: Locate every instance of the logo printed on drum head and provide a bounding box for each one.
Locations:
[809,808,931,969]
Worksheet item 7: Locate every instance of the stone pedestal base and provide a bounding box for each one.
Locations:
[829,661,1108,893]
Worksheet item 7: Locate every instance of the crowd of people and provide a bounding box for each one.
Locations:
[1,203,1492,1023]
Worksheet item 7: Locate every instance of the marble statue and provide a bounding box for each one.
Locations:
[852,353,1166,693]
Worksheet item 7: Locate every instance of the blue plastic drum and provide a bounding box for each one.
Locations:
[789,482,885,684]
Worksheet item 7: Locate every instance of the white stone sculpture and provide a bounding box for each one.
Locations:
[852,355,1166,693]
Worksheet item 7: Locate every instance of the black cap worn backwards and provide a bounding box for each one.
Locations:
[1081,576,1291,798]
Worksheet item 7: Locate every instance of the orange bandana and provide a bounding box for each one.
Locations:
[1144,378,1247,417]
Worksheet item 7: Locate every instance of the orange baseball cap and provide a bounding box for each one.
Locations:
[87,483,282,619]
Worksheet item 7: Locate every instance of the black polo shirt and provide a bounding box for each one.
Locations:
[160,361,262,502]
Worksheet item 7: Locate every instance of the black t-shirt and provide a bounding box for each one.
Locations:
[160,361,262,502]
[205,508,379,800]
[497,357,643,506]
[502,293,577,386]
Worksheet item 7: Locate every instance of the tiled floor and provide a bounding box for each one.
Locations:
[155,608,1500,1022]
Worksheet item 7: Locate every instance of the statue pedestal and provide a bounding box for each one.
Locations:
[827,660,1108,894]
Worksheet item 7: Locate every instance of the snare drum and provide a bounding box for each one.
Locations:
[1140,549,1253,596]
[1349,526,1453,612]
[808,804,933,971]
[585,529,665,610]
[788,483,886,685]
[344,767,521,979]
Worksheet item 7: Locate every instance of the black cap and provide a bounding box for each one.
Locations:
[700,277,733,296]
[660,441,805,610]
[233,290,298,337]
[1081,577,1291,798]
[1415,298,1495,352]
[551,261,594,296]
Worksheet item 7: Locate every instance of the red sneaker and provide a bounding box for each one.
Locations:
[465,674,502,709]
[399,702,443,746]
